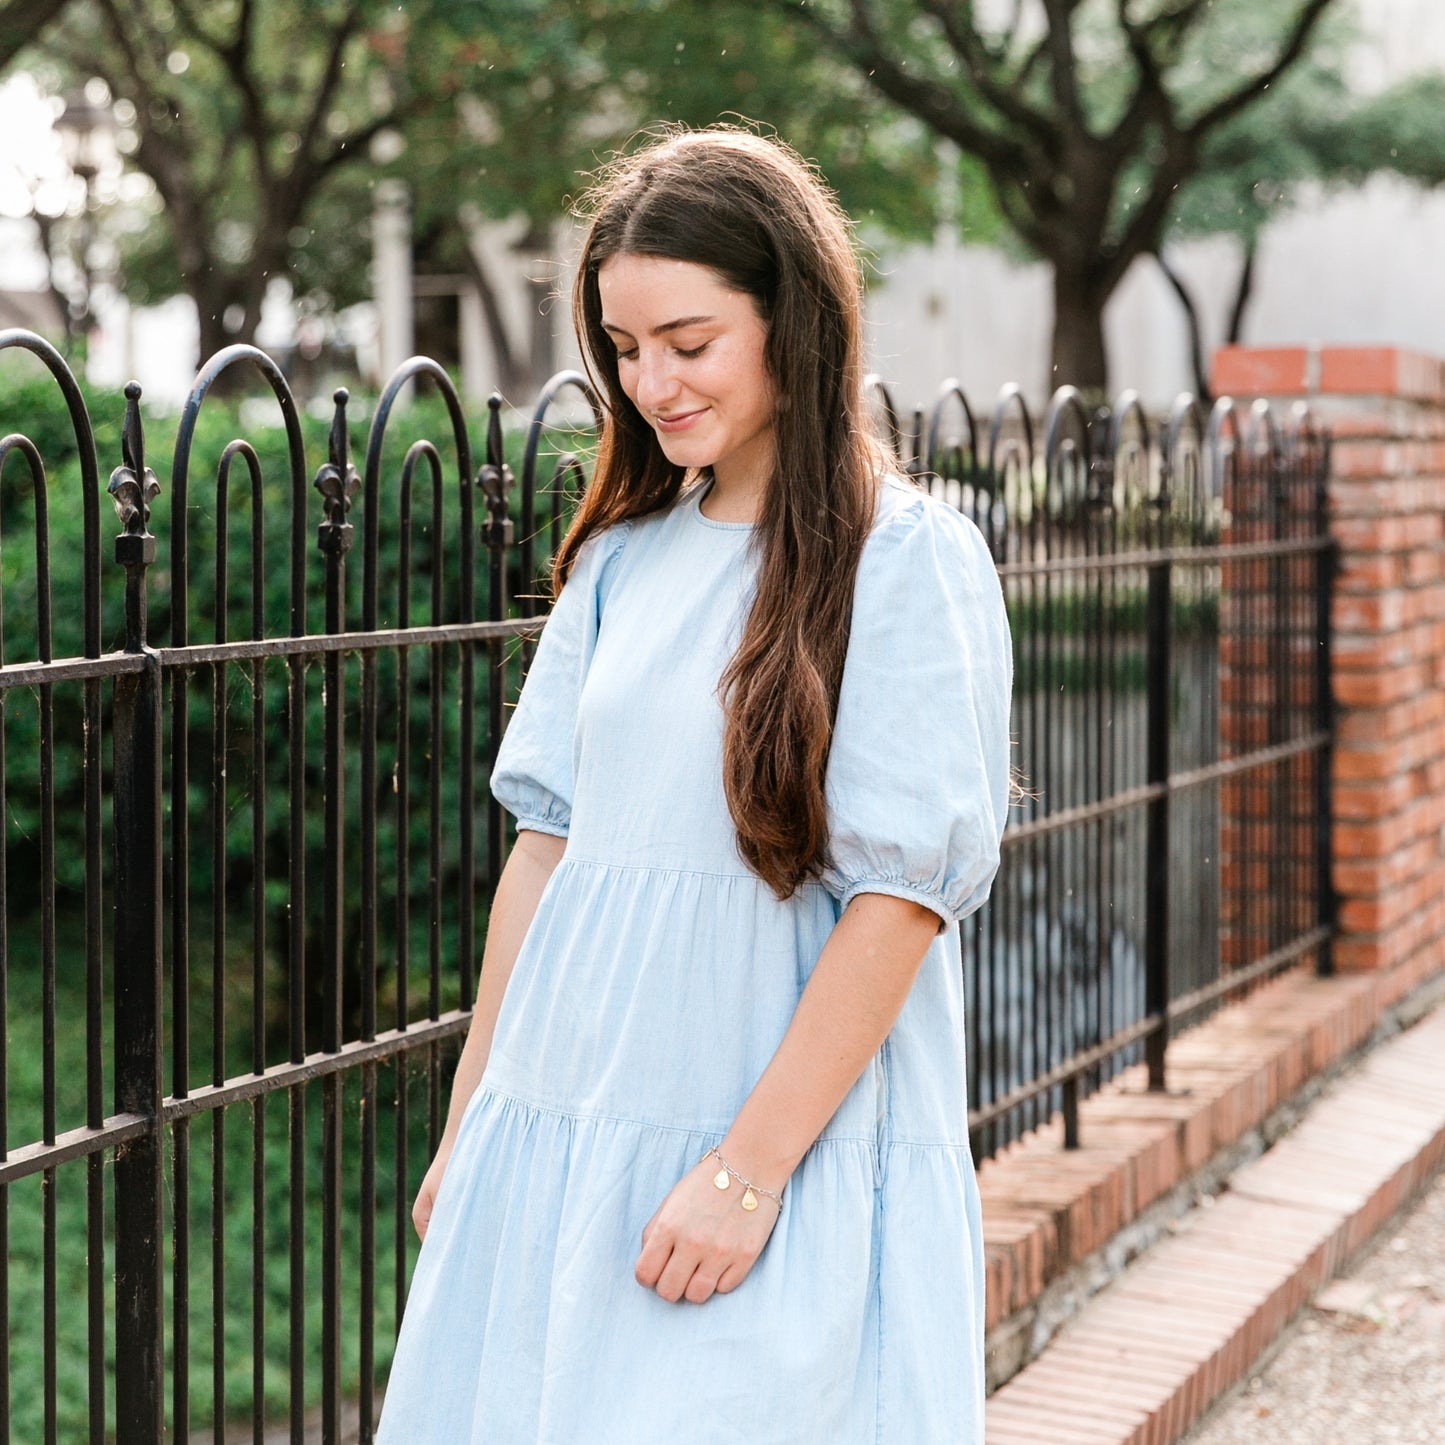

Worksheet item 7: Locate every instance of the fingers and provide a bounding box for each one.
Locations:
[412,1188,433,1243]
[714,1263,745,1294]
[683,1266,723,1304]
[634,1227,671,1290]
[653,1248,697,1303]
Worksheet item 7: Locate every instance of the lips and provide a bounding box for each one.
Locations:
[655,408,708,433]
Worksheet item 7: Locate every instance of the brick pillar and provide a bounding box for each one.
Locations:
[1214,345,1445,975]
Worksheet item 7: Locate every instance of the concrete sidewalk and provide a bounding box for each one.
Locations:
[1183,1161,1445,1444]
[985,994,1445,1445]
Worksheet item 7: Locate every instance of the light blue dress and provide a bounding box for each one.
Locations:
[377,473,1013,1444]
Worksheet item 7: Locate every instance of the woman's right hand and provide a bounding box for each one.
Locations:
[412,1139,455,1242]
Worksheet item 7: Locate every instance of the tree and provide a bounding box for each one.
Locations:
[0,0,72,70]
[755,0,1343,392]
[36,0,437,364]
[325,0,970,393]
[24,0,973,392]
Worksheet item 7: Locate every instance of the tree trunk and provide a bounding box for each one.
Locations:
[459,231,523,397]
[1153,250,1212,404]
[187,266,258,394]
[1049,268,1110,397]
[518,222,558,394]
[194,283,234,370]
[1226,235,1257,346]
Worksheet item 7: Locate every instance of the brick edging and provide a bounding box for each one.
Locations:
[985,991,1445,1444]
[979,950,1444,1389]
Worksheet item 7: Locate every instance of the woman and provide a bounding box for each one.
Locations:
[376,124,1013,1443]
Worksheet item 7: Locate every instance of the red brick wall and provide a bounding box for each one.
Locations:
[1214,345,1445,974]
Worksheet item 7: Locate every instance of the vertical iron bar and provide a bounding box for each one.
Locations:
[1145,506,1173,1090]
[1314,435,1337,976]
[111,383,165,1444]
[394,455,415,1331]
[250,471,267,1445]
[0,498,8,1443]
[480,396,513,967]
[316,392,359,1445]
[34,424,57,1445]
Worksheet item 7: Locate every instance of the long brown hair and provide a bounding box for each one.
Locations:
[560,123,888,900]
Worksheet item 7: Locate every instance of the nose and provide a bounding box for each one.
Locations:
[634,347,682,416]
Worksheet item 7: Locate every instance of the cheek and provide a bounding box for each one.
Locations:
[614,363,640,406]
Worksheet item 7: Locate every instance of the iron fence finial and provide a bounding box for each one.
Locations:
[109,380,160,558]
[315,387,361,556]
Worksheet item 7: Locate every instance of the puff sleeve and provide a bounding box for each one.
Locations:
[489,523,630,837]
[819,491,1013,934]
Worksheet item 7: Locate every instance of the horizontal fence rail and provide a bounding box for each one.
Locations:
[0,332,1332,1443]
[868,376,1336,1156]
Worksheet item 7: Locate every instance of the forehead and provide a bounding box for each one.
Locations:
[597,255,746,322]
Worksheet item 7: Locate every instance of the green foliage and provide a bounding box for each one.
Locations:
[0,371,571,1434]
[4,921,461,1438]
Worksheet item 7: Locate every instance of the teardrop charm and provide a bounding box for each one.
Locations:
[741,1187,759,1212]
[713,1168,731,1191]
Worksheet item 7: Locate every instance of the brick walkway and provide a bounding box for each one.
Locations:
[984,998,1445,1445]
[1183,1163,1445,1443]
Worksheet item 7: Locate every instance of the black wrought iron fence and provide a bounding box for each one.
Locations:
[0,331,1331,1444]
[870,377,1335,1158]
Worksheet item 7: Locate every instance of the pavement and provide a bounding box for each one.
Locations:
[1182,1159,1445,1445]
[985,994,1445,1445]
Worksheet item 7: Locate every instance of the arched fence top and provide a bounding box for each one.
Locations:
[925,379,982,479]
[0,329,1333,659]
[863,373,904,464]
[0,328,103,658]
[362,356,475,633]
[517,369,603,616]
[171,343,310,645]
[0,432,53,663]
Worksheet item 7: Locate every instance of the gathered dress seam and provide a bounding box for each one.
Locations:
[477,1084,878,1148]
[560,853,831,889]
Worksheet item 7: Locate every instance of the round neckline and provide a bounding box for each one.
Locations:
[689,475,757,532]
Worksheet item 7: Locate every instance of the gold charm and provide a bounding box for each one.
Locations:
[713,1167,731,1190]
[741,1187,759,1212]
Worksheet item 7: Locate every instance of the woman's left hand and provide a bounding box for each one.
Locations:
[635,1153,784,1304]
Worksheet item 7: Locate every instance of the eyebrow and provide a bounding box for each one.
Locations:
[600,314,717,338]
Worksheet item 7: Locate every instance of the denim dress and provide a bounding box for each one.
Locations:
[376,473,1013,1444]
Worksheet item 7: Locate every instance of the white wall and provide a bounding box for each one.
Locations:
[862,0,1445,416]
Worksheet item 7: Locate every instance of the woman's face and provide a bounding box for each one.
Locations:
[597,253,776,492]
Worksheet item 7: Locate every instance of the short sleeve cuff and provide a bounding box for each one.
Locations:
[507,810,570,839]
[836,878,955,936]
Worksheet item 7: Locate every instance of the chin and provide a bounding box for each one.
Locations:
[657,440,717,470]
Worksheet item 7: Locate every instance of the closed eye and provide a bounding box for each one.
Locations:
[614,342,712,363]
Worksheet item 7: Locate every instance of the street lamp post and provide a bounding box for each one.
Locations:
[53,88,115,351]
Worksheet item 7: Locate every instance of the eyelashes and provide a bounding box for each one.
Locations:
[615,342,712,363]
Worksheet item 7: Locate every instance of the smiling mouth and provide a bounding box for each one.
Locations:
[656,408,707,424]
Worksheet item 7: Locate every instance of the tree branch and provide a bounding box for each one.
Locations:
[775,0,1037,176]
[0,0,73,69]
[295,0,367,168]
[1226,234,1257,345]
[167,0,227,52]
[917,0,1059,153]
[1039,0,1084,130]
[205,0,276,197]
[1102,133,1196,292]
[1153,246,1211,401]
[1106,0,1176,163]
[1188,0,1338,137]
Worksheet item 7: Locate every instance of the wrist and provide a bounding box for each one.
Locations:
[716,1130,802,1195]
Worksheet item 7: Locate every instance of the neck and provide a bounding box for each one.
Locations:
[701,460,767,525]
